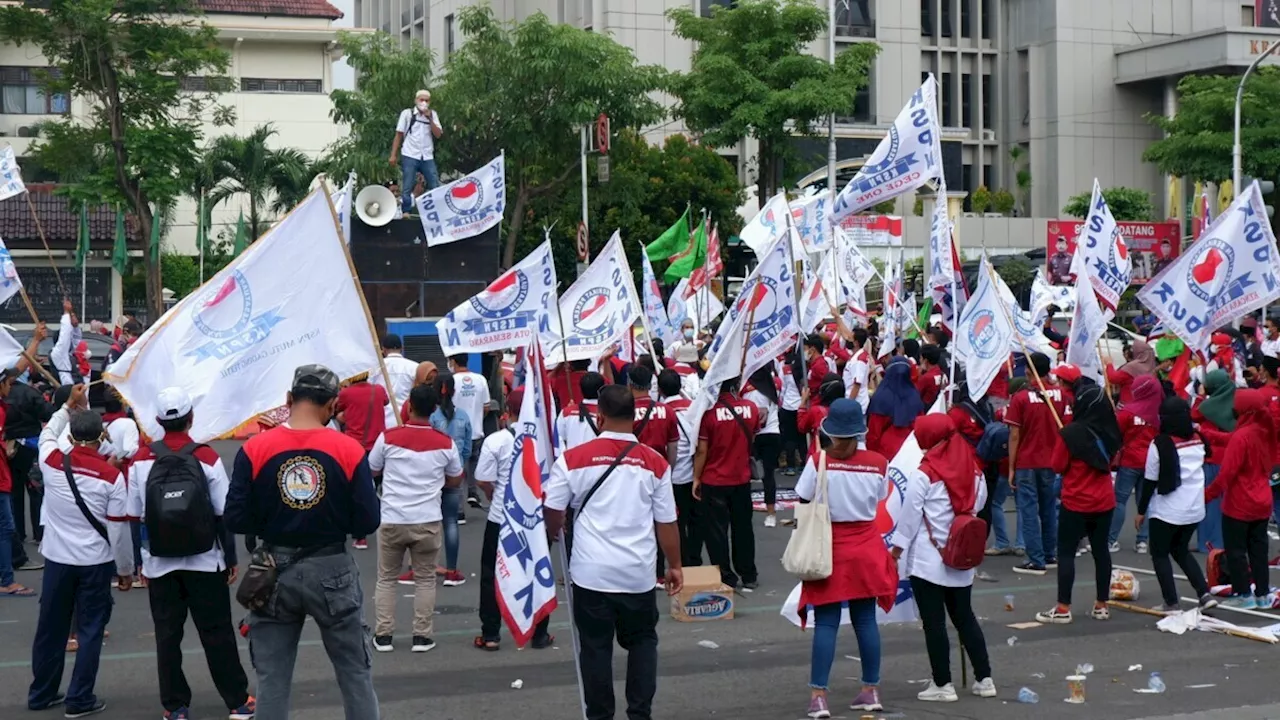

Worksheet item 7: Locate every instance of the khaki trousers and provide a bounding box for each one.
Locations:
[375,522,442,637]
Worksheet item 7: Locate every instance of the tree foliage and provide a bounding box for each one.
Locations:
[666,0,878,199]
[1062,186,1155,221]
[321,31,434,186]
[1144,68,1280,182]
[0,0,233,318]
[205,124,312,240]
[435,7,667,266]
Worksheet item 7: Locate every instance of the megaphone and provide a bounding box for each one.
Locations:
[355,185,398,228]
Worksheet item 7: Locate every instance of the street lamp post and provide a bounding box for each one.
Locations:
[1233,39,1280,197]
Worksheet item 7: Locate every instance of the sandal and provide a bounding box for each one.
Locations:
[473,636,500,651]
[0,584,35,596]
[531,634,555,650]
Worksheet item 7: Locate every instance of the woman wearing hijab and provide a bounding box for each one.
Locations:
[1207,331,1246,387]
[1206,390,1275,609]
[866,358,924,460]
[745,365,783,528]
[892,415,995,703]
[798,374,845,457]
[1036,364,1122,624]
[1108,340,1158,404]
[1191,369,1235,552]
[795,400,897,718]
[1135,396,1218,612]
[1108,375,1162,554]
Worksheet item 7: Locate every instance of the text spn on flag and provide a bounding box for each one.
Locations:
[436,239,558,355]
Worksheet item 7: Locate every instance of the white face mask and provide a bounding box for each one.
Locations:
[417,100,428,111]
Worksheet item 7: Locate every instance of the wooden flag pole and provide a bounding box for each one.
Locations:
[25,192,66,297]
[985,262,1063,429]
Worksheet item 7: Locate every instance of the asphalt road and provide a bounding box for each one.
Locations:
[1,444,1279,719]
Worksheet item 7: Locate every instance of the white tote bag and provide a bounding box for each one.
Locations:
[781,451,833,580]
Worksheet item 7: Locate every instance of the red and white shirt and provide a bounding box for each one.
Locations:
[843,348,871,409]
[633,396,678,459]
[1116,409,1158,470]
[777,360,802,411]
[794,448,889,522]
[545,432,676,594]
[697,395,760,487]
[1005,385,1074,471]
[664,396,695,485]
[367,422,464,525]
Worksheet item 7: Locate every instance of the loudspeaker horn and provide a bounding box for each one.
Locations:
[355,185,398,228]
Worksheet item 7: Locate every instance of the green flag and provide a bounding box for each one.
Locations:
[75,201,89,270]
[644,207,689,261]
[112,206,127,275]
[908,297,934,339]
[664,217,707,283]
[149,207,161,262]
[233,211,248,255]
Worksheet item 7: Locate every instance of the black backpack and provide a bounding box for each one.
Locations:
[144,441,217,558]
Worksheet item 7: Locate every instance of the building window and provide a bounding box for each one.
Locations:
[940,0,953,37]
[583,0,593,28]
[983,163,993,189]
[961,163,974,211]
[921,0,933,37]
[960,0,971,38]
[702,0,734,17]
[960,73,972,128]
[0,66,68,115]
[835,0,875,38]
[446,14,455,57]
[941,72,954,126]
[838,63,875,123]
[981,73,992,130]
[239,78,323,93]
[179,76,233,93]
[981,0,993,38]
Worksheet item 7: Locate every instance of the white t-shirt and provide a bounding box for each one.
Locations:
[844,349,871,409]
[1143,439,1207,526]
[556,401,599,452]
[893,468,988,588]
[453,370,491,440]
[665,397,695,485]
[1263,337,1280,359]
[744,389,780,435]
[367,423,463,524]
[395,107,441,161]
[475,428,517,525]
[379,353,419,426]
[794,449,889,523]
[101,417,140,461]
[545,431,677,594]
[777,360,802,412]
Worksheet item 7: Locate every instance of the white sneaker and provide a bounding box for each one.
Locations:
[917,682,958,702]
[1107,541,1120,553]
[971,677,997,698]
[764,514,777,528]
[1135,541,1149,555]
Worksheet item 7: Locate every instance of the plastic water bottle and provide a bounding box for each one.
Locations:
[1017,687,1039,704]
[1147,672,1166,694]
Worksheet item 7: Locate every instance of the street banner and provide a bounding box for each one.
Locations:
[437,239,557,355]
[1029,267,1075,325]
[1137,181,1280,352]
[640,248,677,350]
[0,237,22,308]
[689,223,723,293]
[1066,249,1111,380]
[1045,218,1180,287]
[954,258,1015,401]
[831,75,942,223]
[416,154,506,247]
[543,231,639,363]
[497,335,559,646]
[837,214,904,247]
[791,193,833,253]
[104,189,381,441]
[740,192,790,256]
[0,146,25,202]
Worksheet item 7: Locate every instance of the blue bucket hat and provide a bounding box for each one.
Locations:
[822,398,867,438]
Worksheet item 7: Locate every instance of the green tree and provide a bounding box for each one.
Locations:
[205,124,312,240]
[1062,186,1155,221]
[666,0,878,200]
[0,0,234,319]
[435,7,666,267]
[321,31,434,185]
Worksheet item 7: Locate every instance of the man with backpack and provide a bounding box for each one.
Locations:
[126,387,255,720]
[389,89,443,213]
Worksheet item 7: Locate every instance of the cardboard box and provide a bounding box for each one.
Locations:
[670,566,735,622]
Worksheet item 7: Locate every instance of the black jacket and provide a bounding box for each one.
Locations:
[4,382,51,440]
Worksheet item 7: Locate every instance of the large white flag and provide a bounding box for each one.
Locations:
[704,236,800,387]
[332,172,356,244]
[104,190,381,441]
[543,231,639,363]
[740,192,790,256]
[1077,179,1132,312]
[668,278,724,334]
[437,239,557,355]
[790,193,833,253]
[991,265,1056,356]
[1066,250,1110,379]
[800,250,836,333]
[954,258,1015,400]
[0,147,25,203]
[0,237,22,308]
[1030,267,1075,325]
[1138,181,1280,352]
[416,154,506,247]
[831,76,943,223]
[640,248,676,350]
[497,336,559,646]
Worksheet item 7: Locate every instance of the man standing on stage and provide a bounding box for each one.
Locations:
[389,89,443,214]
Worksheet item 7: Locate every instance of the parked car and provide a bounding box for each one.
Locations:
[11,330,116,408]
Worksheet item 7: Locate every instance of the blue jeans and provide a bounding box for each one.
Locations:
[400,156,439,212]
[809,599,881,689]
[1015,468,1059,567]
[1109,467,1149,546]
[989,475,1023,550]
[1198,463,1223,553]
[0,490,13,586]
[442,487,461,570]
[29,561,114,712]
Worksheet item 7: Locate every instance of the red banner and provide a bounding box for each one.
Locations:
[1045,219,1181,286]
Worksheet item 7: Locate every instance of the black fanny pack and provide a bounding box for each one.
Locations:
[235,542,343,611]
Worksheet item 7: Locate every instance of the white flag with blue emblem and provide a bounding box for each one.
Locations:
[0,236,22,307]
[437,239,557,355]
[497,335,559,646]
[1078,179,1132,312]
[667,278,725,335]
[790,193,832,253]
[416,154,506,247]
[542,231,640,364]
[954,257,1015,400]
[1066,249,1111,380]
[831,76,943,223]
[702,235,800,383]
[640,247,676,350]
[0,147,25,203]
[332,172,356,244]
[1137,181,1280,352]
[739,192,791,256]
[104,189,382,441]
[1030,267,1075,325]
[991,265,1056,356]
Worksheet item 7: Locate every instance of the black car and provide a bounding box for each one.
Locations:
[11,330,116,408]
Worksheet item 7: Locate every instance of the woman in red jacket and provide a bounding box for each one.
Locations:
[1108,375,1162,553]
[866,357,923,461]
[1192,369,1235,552]
[798,374,844,457]
[1206,389,1275,609]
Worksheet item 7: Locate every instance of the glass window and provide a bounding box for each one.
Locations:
[836,0,875,36]
[49,92,68,114]
[702,0,734,17]
[239,78,322,93]
[962,163,974,210]
[940,0,953,37]
[941,72,954,126]
[960,0,971,38]
[2,86,24,114]
[983,163,993,189]
[981,0,993,38]
[921,0,933,37]
[446,14,455,56]
[981,73,992,130]
[961,73,972,128]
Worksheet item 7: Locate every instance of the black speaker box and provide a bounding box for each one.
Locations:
[425,224,501,281]
[350,216,501,284]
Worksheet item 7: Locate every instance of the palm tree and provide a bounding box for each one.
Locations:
[205,123,312,239]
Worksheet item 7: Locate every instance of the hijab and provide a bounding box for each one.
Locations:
[1059,377,1123,472]
[1198,369,1237,431]
[818,373,845,407]
[1120,341,1158,378]
[952,369,992,426]
[867,357,924,427]
[916,415,979,513]
[1123,375,1163,428]
[1152,396,1195,495]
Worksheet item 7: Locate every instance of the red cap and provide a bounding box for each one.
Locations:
[1052,363,1082,384]
[1211,332,1233,346]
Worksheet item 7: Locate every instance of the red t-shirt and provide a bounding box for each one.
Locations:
[1115,409,1158,469]
[1259,384,1280,466]
[987,357,1011,400]
[798,404,829,457]
[866,412,914,461]
[806,355,831,398]
[1004,385,1073,471]
[633,396,678,458]
[916,366,944,408]
[336,382,389,452]
[697,394,760,486]
[1052,441,1117,514]
[551,369,587,412]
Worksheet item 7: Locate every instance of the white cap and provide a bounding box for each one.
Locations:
[155,387,193,421]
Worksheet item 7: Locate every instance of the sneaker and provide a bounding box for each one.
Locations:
[412,636,436,653]
[1135,541,1149,555]
[784,467,798,477]
[850,687,882,711]
[971,677,997,698]
[1013,547,1026,557]
[1035,606,1073,624]
[741,580,759,592]
[1012,562,1046,576]
[1076,544,1090,557]
[655,578,666,590]
[1091,605,1110,621]
[1045,557,1059,569]
[64,701,107,718]
[467,494,482,508]
[917,682,958,702]
[1199,593,1221,611]
[763,514,777,528]
[397,570,415,586]
[373,635,393,652]
[984,546,1013,556]
[443,570,466,587]
[16,560,44,571]
[975,570,998,583]
[352,539,368,550]
[806,694,831,719]
[228,696,256,720]
[1152,603,1179,613]
[162,707,190,720]
[29,693,64,710]
[1107,541,1121,553]
[457,514,467,526]
[1223,595,1258,610]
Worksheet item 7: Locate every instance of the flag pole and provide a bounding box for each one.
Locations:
[984,262,1063,429]
[25,192,66,298]
[198,189,206,285]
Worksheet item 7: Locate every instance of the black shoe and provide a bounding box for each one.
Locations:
[373,635,393,652]
[466,494,482,508]
[1012,562,1047,576]
[411,636,436,653]
[1045,557,1059,569]
[457,512,467,525]
[64,700,107,718]
[531,632,555,649]
[741,580,759,592]
[29,693,65,711]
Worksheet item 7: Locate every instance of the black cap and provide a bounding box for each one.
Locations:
[292,364,340,396]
